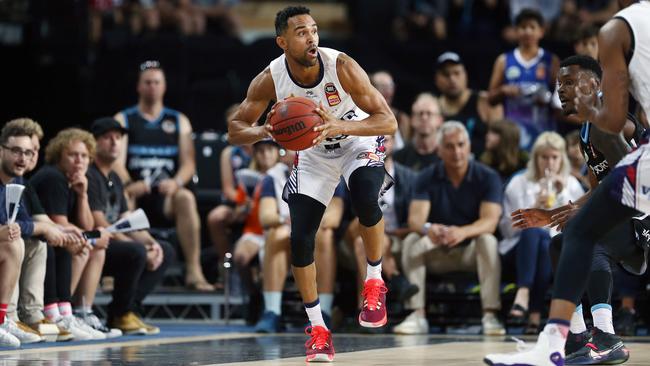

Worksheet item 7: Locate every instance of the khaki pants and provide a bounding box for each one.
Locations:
[401,232,501,311]
[8,238,46,324]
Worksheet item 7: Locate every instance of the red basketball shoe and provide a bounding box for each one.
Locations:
[359,278,388,328]
[305,325,335,362]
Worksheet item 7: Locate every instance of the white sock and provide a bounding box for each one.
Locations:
[320,293,334,316]
[365,259,382,281]
[544,322,569,354]
[305,300,327,329]
[570,305,588,334]
[591,304,615,334]
[263,291,282,316]
[44,303,61,321]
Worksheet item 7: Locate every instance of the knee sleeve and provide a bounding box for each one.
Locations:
[348,167,384,227]
[289,194,326,267]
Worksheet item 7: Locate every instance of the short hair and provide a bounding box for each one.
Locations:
[275,6,310,36]
[515,8,544,27]
[1,118,44,144]
[45,128,96,165]
[565,130,581,146]
[560,55,602,80]
[574,25,599,44]
[436,121,469,147]
[526,131,570,181]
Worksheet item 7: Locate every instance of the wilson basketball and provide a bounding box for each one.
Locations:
[269,96,323,151]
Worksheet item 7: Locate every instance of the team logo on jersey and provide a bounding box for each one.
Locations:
[536,63,547,80]
[356,152,380,162]
[506,66,521,80]
[161,119,177,134]
[324,82,341,106]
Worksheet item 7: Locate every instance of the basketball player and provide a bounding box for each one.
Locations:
[485,1,650,365]
[227,6,397,362]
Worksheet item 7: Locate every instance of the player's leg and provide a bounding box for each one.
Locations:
[315,225,336,324]
[255,224,290,333]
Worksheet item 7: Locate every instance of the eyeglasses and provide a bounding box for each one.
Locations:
[413,110,440,118]
[2,145,35,159]
[139,60,161,72]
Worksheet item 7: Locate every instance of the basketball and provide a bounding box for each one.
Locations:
[269,96,323,151]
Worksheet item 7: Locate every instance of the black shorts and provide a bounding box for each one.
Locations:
[137,191,173,228]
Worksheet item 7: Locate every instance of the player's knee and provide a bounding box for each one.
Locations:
[290,227,315,268]
[349,167,384,227]
[288,194,326,267]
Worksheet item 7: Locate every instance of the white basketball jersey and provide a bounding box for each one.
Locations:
[615,1,650,115]
[269,47,369,144]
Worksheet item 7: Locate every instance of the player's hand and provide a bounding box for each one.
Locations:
[501,85,521,98]
[511,208,553,229]
[312,104,347,145]
[126,180,151,199]
[574,77,600,121]
[158,178,179,196]
[550,204,581,231]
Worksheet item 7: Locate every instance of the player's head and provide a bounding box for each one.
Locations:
[618,0,637,8]
[91,117,128,164]
[528,131,569,181]
[557,55,602,116]
[514,9,545,47]
[46,128,95,175]
[0,119,38,178]
[1,118,43,173]
[573,25,599,59]
[411,93,443,136]
[253,139,280,172]
[371,71,395,105]
[437,121,471,170]
[137,60,166,105]
[435,52,467,100]
[275,6,319,67]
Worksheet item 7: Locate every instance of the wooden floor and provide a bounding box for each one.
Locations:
[1,327,650,365]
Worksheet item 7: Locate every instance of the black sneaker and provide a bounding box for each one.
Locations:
[614,308,636,336]
[566,328,629,365]
[387,274,419,303]
[565,331,591,356]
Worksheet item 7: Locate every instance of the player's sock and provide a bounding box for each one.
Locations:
[591,304,615,334]
[263,291,282,316]
[305,299,327,329]
[365,258,382,281]
[570,304,588,334]
[545,319,570,353]
[320,293,334,317]
[0,304,7,324]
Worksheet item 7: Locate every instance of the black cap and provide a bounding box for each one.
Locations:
[436,52,463,69]
[91,117,128,137]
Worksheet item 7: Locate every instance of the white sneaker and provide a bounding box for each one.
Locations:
[393,311,429,334]
[71,316,105,340]
[0,324,20,348]
[484,331,565,366]
[1,318,42,344]
[79,312,122,339]
[56,316,93,341]
[482,313,506,336]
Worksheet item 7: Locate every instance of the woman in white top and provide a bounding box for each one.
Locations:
[499,132,584,333]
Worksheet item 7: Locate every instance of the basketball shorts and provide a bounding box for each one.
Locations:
[609,142,650,214]
[283,135,390,206]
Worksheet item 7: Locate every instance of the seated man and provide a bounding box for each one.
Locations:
[394,121,504,335]
[86,118,174,335]
[254,148,344,332]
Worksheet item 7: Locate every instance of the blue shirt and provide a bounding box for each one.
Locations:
[0,178,34,237]
[414,160,502,227]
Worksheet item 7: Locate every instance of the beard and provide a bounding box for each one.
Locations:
[1,160,19,178]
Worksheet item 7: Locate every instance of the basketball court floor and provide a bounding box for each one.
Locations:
[2,324,650,365]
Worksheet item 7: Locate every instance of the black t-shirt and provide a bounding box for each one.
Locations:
[87,164,128,224]
[23,182,45,216]
[30,165,76,218]
[393,143,440,171]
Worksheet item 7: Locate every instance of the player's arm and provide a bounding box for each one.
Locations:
[487,54,508,105]
[112,112,131,184]
[228,68,276,145]
[322,54,397,138]
[590,120,632,167]
[580,19,631,134]
[174,114,196,187]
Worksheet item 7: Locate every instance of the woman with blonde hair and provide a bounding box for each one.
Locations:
[498,132,584,333]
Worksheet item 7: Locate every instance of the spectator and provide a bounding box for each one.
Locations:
[565,130,590,190]
[114,60,213,292]
[351,134,418,311]
[394,93,442,171]
[488,8,560,151]
[499,132,584,333]
[394,0,448,40]
[31,128,110,341]
[87,117,173,336]
[255,150,344,333]
[395,121,504,335]
[479,119,529,184]
[370,71,410,150]
[435,52,503,157]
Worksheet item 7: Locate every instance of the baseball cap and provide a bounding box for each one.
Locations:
[436,52,463,69]
[90,117,128,137]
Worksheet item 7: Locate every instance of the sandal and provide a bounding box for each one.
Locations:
[508,303,528,325]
